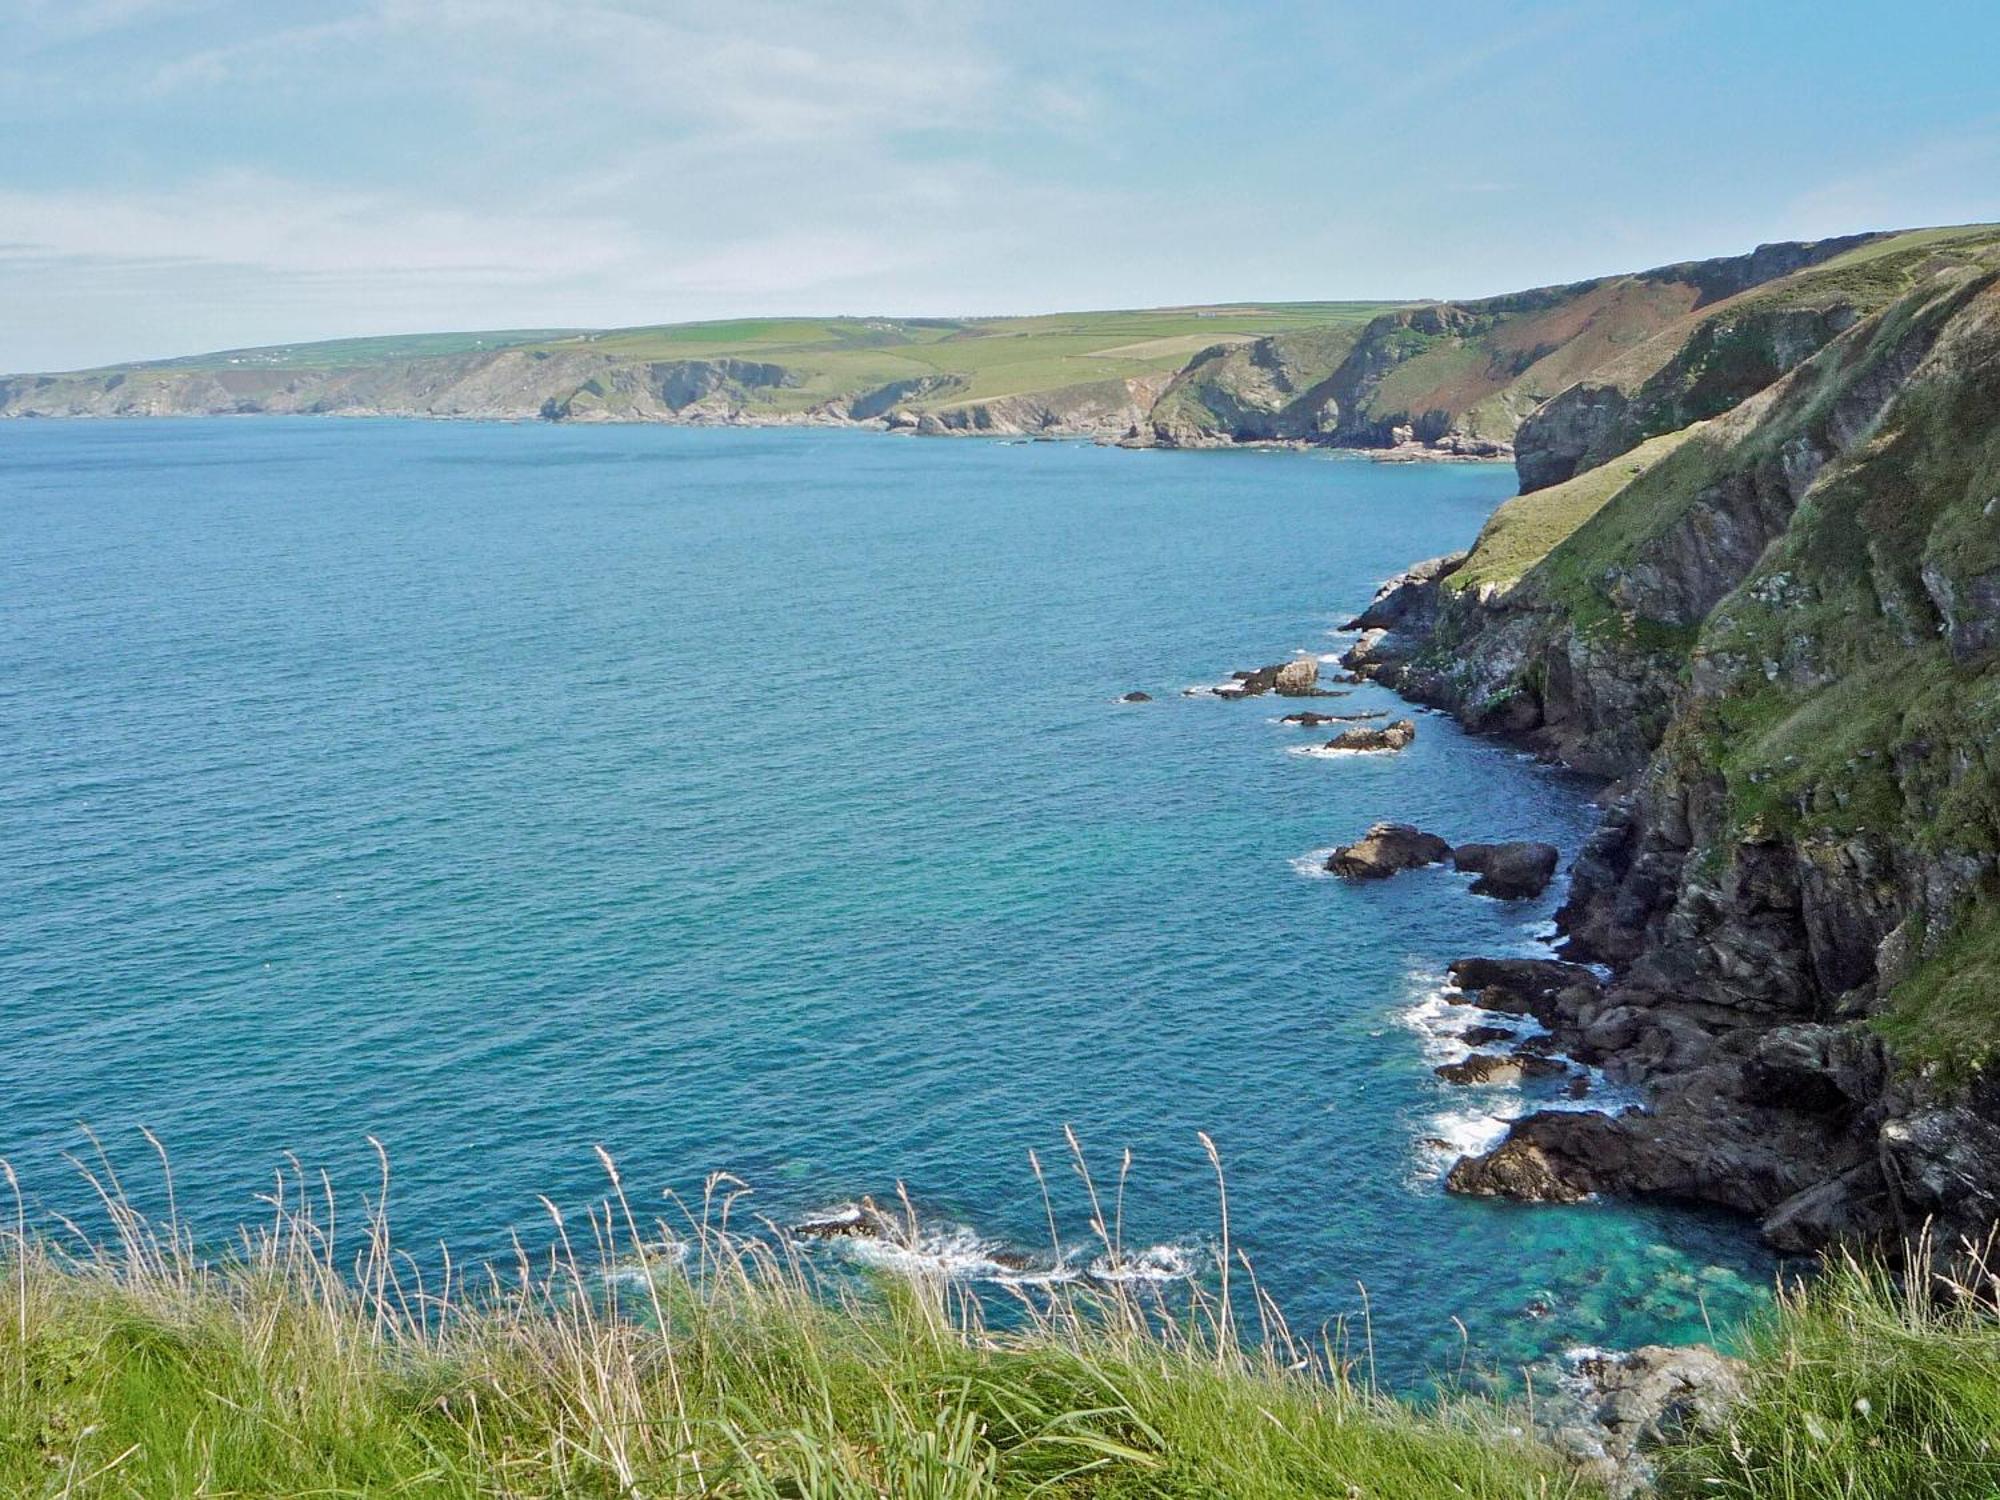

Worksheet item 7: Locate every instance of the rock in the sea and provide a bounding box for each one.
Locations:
[1446,1136,1596,1203]
[1274,657,1320,696]
[1453,840,1561,899]
[1448,956,1600,1002]
[1215,663,1286,698]
[790,1196,905,1241]
[1324,718,1416,753]
[1325,822,1452,880]
[1278,708,1364,725]
[1435,1051,1569,1085]
[1120,691,1153,702]
[1460,1024,1518,1047]
[1543,1345,1748,1498]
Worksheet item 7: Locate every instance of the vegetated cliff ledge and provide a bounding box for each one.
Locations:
[0,229,1910,465]
[1342,223,2000,1262]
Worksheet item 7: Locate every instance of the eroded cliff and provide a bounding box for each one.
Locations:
[1346,229,2000,1258]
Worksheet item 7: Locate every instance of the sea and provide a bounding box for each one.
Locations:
[0,417,1775,1385]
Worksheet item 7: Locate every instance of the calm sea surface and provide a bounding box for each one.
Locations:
[0,418,1773,1382]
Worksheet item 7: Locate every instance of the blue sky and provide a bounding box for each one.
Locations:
[3,0,1997,371]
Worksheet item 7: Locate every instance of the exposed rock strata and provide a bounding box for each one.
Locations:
[1360,257,2000,1261]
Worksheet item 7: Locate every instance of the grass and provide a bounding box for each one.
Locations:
[1655,1246,2000,1499]
[60,306,1403,408]
[1449,425,1703,595]
[10,1139,2000,1497]
[1878,903,2000,1081]
[0,1137,1589,1499]
[116,330,590,373]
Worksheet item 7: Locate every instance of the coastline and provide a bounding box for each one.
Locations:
[0,401,1518,467]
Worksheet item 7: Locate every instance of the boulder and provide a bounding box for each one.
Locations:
[1278,709,1365,726]
[1446,1137,1596,1203]
[1453,841,1561,899]
[1325,823,1452,880]
[1216,657,1325,698]
[1434,1052,1569,1085]
[1273,657,1320,696]
[1215,664,1283,698]
[1448,957,1601,1005]
[1543,1344,1748,1498]
[1460,1024,1518,1047]
[791,1196,905,1241]
[1324,718,1416,753]
[1120,691,1153,703]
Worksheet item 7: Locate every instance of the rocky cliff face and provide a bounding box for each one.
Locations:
[1138,234,1887,460]
[1351,247,2000,1260]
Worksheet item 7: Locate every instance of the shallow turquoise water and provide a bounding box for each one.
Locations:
[0,418,1773,1383]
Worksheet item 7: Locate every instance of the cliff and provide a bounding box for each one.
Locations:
[0,235,1917,462]
[1135,232,1884,456]
[0,307,1390,438]
[1344,224,2000,1258]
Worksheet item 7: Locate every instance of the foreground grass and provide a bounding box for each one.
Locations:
[9,1144,2000,1498]
[0,1144,1585,1498]
[1657,1250,2000,1499]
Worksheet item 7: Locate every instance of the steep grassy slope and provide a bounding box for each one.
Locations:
[1139,232,1893,452]
[1514,224,2000,490]
[1350,237,2000,1259]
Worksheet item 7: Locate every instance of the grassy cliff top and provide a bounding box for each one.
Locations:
[63,304,1404,408]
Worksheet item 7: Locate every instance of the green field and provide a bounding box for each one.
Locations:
[123,328,590,373]
[94,304,1405,410]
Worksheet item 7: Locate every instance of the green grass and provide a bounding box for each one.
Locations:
[119,329,589,373]
[1656,1249,2000,1499]
[60,306,1403,412]
[1450,425,1702,594]
[10,1145,2000,1498]
[1878,902,2000,1080]
[0,1142,1589,1499]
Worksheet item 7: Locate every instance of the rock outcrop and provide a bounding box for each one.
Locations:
[1325,823,1452,879]
[1356,237,2000,1262]
[1325,719,1416,753]
[1541,1344,1748,1498]
[1453,841,1561,899]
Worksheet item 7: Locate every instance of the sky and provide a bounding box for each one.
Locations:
[3,0,1998,372]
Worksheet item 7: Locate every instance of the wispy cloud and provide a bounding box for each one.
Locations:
[5,0,1999,370]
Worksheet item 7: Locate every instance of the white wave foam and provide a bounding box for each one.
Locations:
[839,1224,1042,1282]
[1414,1102,1518,1178]
[825,1216,1196,1290]
[1290,846,1339,879]
[1088,1243,1194,1284]
[1287,743,1388,759]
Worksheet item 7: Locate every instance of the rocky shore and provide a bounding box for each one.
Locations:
[1332,253,2000,1267]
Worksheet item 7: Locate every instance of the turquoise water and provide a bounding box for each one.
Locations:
[0,418,1772,1383]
